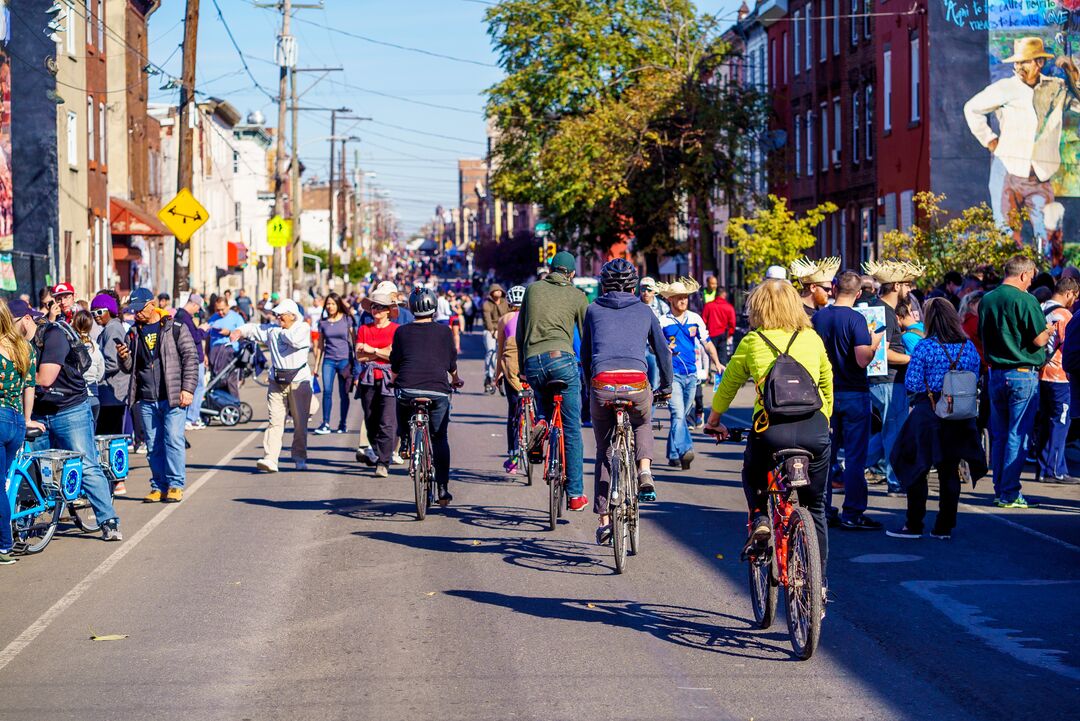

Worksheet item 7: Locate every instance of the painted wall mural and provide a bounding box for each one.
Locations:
[0,1,14,291]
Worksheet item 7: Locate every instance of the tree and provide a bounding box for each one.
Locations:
[878,191,1037,286]
[484,0,768,267]
[726,195,837,284]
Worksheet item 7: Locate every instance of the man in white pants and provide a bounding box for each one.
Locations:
[481,284,508,394]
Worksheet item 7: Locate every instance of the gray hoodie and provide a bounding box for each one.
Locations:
[96,317,130,407]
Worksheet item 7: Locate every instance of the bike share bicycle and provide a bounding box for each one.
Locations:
[708,426,824,660]
[6,428,85,553]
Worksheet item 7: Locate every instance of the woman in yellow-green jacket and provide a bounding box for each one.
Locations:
[706,279,834,574]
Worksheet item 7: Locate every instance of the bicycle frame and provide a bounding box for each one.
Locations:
[545,392,566,486]
[765,471,798,586]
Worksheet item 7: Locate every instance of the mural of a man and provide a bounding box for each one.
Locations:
[963,37,1078,251]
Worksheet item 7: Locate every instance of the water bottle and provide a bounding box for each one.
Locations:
[713,370,723,393]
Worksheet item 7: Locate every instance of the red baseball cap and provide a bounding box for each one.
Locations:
[51,282,75,296]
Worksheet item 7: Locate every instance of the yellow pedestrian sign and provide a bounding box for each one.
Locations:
[158,188,209,244]
[267,215,292,248]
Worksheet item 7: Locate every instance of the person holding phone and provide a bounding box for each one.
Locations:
[812,271,885,530]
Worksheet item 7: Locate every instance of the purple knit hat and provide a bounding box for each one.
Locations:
[90,293,119,316]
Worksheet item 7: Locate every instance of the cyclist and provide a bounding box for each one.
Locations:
[581,260,672,545]
[517,251,590,511]
[494,285,526,473]
[706,279,833,577]
[390,287,463,506]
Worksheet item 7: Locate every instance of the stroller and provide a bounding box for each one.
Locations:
[200,341,256,426]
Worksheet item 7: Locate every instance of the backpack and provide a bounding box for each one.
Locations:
[755,331,823,423]
[928,340,978,420]
[34,320,92,375]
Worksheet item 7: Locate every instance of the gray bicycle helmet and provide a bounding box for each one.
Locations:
[507,285,526,306]
[600,258,639,293]
[409,286,438,317]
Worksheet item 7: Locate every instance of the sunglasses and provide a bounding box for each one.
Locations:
[91,308,109,317]
[369,303,388,311]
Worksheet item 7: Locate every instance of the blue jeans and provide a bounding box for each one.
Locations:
[524,351,584,498]
[868,382,908,491]
[1037,381,1070,478]
[988,368,1039,501]
[645,349,659,390]
[187,361,206,425]
[321,357,352,428]
[31,399,117,525]
[137,400,188,491]
[396,389,452,487]
[828,391,872,520]
[667,373,697,461]
[0,409,25,554]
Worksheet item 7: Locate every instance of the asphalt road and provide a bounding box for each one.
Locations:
[0,333,1077,720]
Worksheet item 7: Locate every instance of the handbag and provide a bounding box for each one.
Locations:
[272,367,302,385]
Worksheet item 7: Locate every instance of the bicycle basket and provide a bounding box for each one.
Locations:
[95,435,130,480]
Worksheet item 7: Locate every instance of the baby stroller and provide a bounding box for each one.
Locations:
[200,341,256,426]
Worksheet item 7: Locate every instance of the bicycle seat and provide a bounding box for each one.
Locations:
[411,397,433,408]
[773,448,810,463]
[25,427,43,441]
[544,379,569,393]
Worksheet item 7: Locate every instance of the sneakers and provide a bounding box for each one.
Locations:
[256,458,279,473]
[133,443,147,455]
[143,489,163,503]
[184,421,196,432]
[356,446,377,466]
[568,495,589,512]
[839,515,884,531]
[335,427,348,434]
[995,494,1035,509]
[112,481,127,496]
[101,520,123,542]
[314,424,332,435]
[637,471,656,502]
[374,464,389,478]
[680,450,694,471]
[929,529,952,540]
[503,456,519,475]
[885,525,922,539]
[164,487,184,503]
[0,552,16,565]
[391,452,404,466]
[437,485,453,506]
[595,524,613,546]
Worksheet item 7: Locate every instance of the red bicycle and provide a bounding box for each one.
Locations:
[537,379,568,531]
[512,382,537,485]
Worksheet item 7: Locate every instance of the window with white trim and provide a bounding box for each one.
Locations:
[87,95,94,162]
[805,6,812,70]
[820,101,829,172]
[852,90,861,164]
[84,0,92,47]
[807,111,815,177]
[66,111,77,167]
[863,0,871,38]
[65,2,76,55]
[783,32,788,84]
[99,102,106,167]
[883,48,892,132]
[832,0,840,55]
[794,12,801,75]
[819,0,826,63]
[833,96,841,166]
[795,114,802,178]
[850,0,859,45]
[910,32,921,123]
[865,85,874,159]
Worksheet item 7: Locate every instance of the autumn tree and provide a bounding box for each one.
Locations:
[726,195,837,284]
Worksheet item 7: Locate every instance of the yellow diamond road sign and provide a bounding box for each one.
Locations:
[158,188,209,244]
[267,215,292,248]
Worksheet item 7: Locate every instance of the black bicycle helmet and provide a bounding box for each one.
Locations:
[600,258,639,293]
[409,286,438,317]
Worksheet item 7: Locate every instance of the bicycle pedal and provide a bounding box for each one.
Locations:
[637,491,656,502]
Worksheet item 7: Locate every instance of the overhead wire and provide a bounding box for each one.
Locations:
[209,0,277,102]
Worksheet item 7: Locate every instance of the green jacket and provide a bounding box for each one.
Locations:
[516,273,588,369]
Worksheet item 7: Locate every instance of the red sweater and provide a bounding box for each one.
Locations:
[702,298,736,338]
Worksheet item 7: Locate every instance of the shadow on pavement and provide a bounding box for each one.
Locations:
[442,503,551,533]
[444,590,793,660]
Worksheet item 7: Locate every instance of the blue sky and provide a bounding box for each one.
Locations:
[148,1,741,235]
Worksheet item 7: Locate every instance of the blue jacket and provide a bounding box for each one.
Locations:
[581,291,673,392]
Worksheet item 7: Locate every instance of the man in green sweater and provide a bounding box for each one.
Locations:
[517,251,590,510]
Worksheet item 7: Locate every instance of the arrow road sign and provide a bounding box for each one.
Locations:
[157,188,210,244]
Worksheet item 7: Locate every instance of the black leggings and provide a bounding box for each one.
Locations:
[743,412,830,575]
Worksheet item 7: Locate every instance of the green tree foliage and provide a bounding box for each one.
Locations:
[485,0,768,268]
[879,192,1037,286]
[726,195,837,285]
[301,243,372,281]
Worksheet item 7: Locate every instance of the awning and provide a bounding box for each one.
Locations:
[227,241,248,268]
[110,197,169,236]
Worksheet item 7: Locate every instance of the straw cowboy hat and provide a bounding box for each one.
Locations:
[361,286,400,317]
[789,256,841,285]
[1003,37,1054,63]
[656,276,700,299]
[862,259,925,284]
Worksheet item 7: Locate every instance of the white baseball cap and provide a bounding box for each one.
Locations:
[765,265,788,280]
[271,299,302,318]
[640,276,658,290]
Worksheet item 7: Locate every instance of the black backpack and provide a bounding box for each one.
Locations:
[34,320,92,375]
[755,330,822,421]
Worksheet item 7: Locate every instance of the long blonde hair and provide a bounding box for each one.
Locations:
[746,279,812,331]
[0,298,32,376]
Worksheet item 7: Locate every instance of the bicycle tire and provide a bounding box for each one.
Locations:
[68,498,102,533]
[748,530,778,629]
[13,489,62,554]
[521,402,534,486]
[547,426,562,531]
[611,437,631,574]
[785,506,823,660]
[412,425,428,521]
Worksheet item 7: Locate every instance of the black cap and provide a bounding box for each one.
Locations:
[122,287,156,314]
[8,299,43,320]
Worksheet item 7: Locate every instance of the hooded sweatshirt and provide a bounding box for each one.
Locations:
[482,284,509,333]
[581,291,673,391]
[516,273,588,367]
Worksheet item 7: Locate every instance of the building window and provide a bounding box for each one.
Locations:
[84,0,92,47]
[820,101,829,172]
[865,85,874,159]
[860,207,873,261]
[794,12,801,75]
[910,32,921,123]
[232,150,240,173]
[783,32,789,84]
[819,0,827,63]
[852,90,861,164]
[758,46,766,88]
[770,38,776,86]
[900,190,914,231]
[807,111,815,177]
[883,48,892,133]
[805,6,812,71]
[884,192,897,231]
[87,95,94,162]
[99,102,107,167]
[65,2,76,55]
[850,0,859,46]
[97,0,104,49]
[234,201,242,232]
[833,96,841,166]
[863,0,871,38]
[795,115,802,178]
[66,111,77,167]
[832,0,840,55]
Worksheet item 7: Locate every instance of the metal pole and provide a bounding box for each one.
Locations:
[173,0,199,295]
[271,0,291,294]
[328,109,336,287]
[289,65,302,293]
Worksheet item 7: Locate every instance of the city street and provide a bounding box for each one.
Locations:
[0,337,1077,721]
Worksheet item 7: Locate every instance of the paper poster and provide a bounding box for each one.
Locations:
[854,304,887,377]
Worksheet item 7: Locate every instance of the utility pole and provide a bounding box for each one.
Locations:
[173,0,200,295]
[271,0,292,295]
[289,66,301,292]
[328,108,337,287]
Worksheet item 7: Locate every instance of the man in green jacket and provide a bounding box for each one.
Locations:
[517,251,590,510]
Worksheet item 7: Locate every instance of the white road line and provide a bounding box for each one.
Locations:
[959,501,1080,554]
[0,430,260,673]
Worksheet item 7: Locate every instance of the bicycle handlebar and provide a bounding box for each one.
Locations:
[703,426,750,443]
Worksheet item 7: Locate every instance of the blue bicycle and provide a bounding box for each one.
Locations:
[7,428,85,554]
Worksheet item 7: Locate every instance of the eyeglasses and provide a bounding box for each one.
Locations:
[91,308,109,317]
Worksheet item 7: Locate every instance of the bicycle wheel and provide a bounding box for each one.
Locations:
[547,426,563,531]
[611,439,632,574]
[13,489,62,554]
[520,402,534,486]
[747,529,778,630]
[784,506,823,660]
[412,426,428,521]
[68,498,101,533]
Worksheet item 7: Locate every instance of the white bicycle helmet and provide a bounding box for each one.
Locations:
[507,285,526,306]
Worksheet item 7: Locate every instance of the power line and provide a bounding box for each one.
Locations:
[335,81,481,115]
[209,0,277,102]
[369,120,485,146]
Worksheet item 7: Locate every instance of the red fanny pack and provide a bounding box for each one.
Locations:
[593,371,648,385]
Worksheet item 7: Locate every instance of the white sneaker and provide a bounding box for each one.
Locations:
[185,422,195,431]
[392,452,404,466]
[256,457,279,473]
[134,443,147,455]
